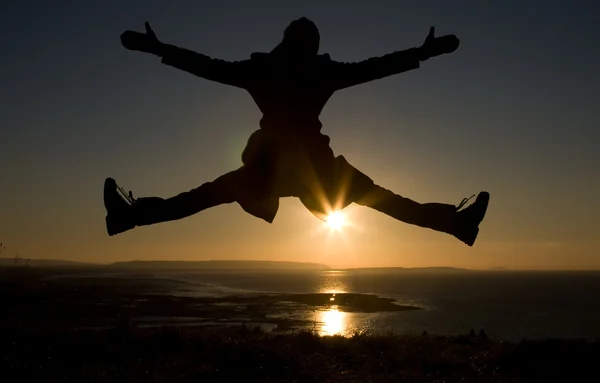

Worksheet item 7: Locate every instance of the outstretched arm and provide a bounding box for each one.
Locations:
[328,48,422,91]
[328,27,459,91]
[121,22,252,89]
[158,44,252,89]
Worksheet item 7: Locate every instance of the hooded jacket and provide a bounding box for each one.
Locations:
[159,43,422,135]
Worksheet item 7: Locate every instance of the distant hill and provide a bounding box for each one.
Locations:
[345,267,471,272]
[0,258,98,267]
[0,258,475,272]
[108,260,331,271]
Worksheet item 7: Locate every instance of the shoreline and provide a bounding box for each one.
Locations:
[2,266,598,342]
[0,267,421,336]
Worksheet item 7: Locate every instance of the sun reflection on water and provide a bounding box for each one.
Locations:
[318,270,349,294]
[319,305,347,336]
[313,270,356,336]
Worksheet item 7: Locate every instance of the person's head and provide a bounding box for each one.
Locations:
[275,17,320,57]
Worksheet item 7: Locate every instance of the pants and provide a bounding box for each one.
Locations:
[133,129,458,234]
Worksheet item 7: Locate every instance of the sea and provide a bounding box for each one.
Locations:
[159,269,600,342]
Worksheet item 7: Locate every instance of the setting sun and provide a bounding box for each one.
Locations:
[326,211,347,231]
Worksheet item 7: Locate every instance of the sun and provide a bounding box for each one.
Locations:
[325,211,347,231]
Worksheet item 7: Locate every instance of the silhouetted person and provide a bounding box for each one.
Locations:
[105,18,490,246]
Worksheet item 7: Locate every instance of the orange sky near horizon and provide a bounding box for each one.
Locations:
[3,198,599,270]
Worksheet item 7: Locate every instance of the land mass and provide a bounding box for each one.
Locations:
[0,260,476,272]
[0,265,418,334]
[1,259,332,270]
[0,258,96,267]
[345,266,471,272]
[109,260,331,271]
[2,319,598,383]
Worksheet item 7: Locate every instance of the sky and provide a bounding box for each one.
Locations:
[0,0,599,269]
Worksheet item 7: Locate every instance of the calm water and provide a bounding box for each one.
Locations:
[164,269,600,341]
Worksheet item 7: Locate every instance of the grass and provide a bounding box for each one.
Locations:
[2,323,599,382]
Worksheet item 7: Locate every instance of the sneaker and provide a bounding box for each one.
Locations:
[104,178,136,236]
[453,192,490,246]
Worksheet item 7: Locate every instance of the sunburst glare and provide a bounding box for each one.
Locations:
[325,211,347,231]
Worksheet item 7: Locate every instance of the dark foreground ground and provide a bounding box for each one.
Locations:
[1,266,599,382]
[3,325,599,382]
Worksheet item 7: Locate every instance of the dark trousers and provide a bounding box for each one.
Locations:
[133,130,457,233]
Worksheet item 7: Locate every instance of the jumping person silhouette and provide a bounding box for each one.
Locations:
[105,18,490,246]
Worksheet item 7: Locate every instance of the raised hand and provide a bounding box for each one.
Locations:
[419,27,460,60]
[121,22,162,55]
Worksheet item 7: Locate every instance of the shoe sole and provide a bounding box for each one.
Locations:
[464,192,490,246]
[103,177,117,210]
[104,177,135,236]
[105,214,134,236]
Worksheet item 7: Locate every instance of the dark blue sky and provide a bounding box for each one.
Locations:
[1,1,598,268]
